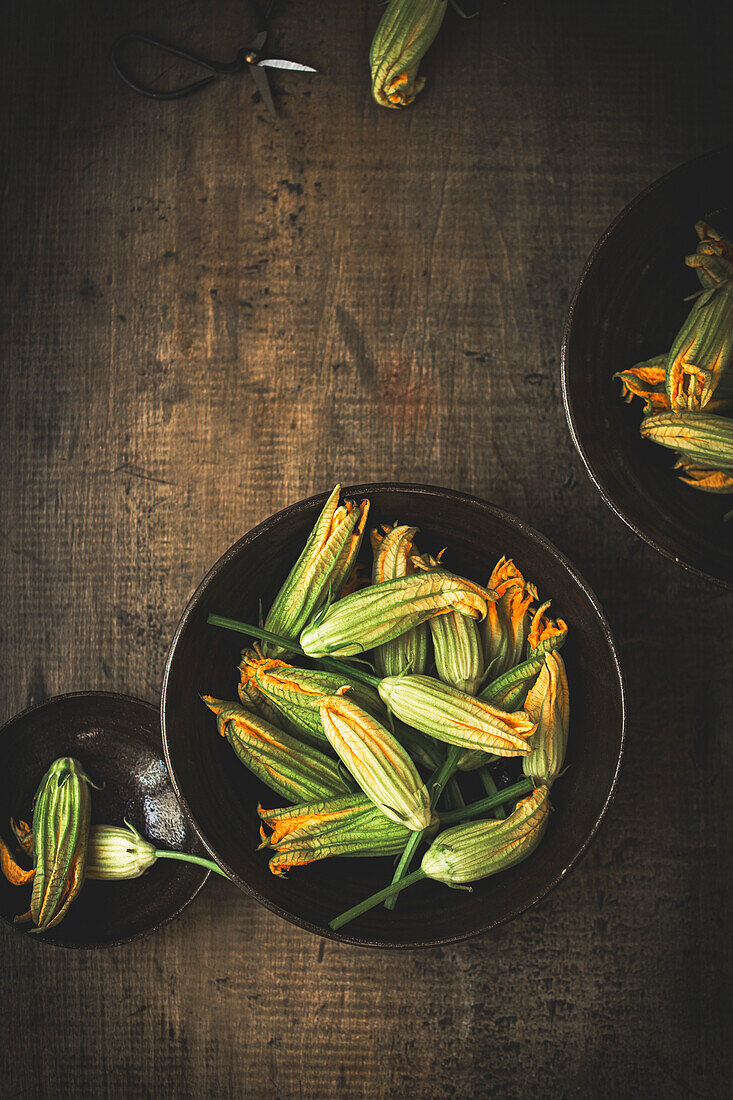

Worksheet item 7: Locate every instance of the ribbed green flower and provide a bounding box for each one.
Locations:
[237,647,290,728]
[319,691,432,830]
[420,785,550,886]
[258,792,424,874]
[85,824,158,880]
[522,653,570,788]
[429,612,483,695]
[665,224,733,411]
[482,558,537,678]
[3,818,162,884]
[263,484,370,655]
[300,571,490,658]
[24,757,95,931]
[239,651,383,746]
[370,0,447,109]
[203,696,351,802]
[479,653,546,713]
[412,550,484,694]
[8,820,230,885]
[377,674,535,756]
[371,524,430,677]
[640,412,733,470]
[665,286,733,411]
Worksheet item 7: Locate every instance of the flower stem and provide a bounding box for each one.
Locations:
[442,775,465,811]
[439,777,533,824]
[153,850,233,880]
[478,765,506,819]
[207,614,305,654]
[329,779,535,931]
[206,613,382,688]
[329,868,427,931]
[384,746,461,911]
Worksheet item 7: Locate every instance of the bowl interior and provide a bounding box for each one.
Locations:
[163,485,624,947]
[0,693,208,948]
[563,147,733,587]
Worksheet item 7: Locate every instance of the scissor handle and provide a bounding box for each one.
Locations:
[110,0,270,101]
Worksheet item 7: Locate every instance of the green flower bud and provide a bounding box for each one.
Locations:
[263,485,370,656]
[237,648,291,729]
[640,412,733,469]
[370,0,447,109]
[666,222,733,410]
[421,786,550,886]
[522,653,570,788]
[258,792,428,874]
[319,691,432,831]
[85,824,157,880]
[371,524,430,677]
[202,696,351,802]
[239,652,384,747]
[300,571,490,658]
[29,757,94,931]
[378,674,535,757]
[429,611,484,695]
[479,654,545,711]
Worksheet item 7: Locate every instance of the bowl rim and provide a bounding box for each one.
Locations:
[0,690,210,950]
[162,482,626,948]
[561,145,733,591]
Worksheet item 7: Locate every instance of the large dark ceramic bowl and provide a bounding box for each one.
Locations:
[0,692,209,948]
[562,147,733,588]
[163,484,625,948]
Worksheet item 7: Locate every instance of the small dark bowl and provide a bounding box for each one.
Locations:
[163,484,625,948]
[562,146,733,588]
[0,692,209,948]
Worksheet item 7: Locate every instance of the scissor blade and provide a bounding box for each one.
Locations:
[259,59,317,73]
[249,62,278,119]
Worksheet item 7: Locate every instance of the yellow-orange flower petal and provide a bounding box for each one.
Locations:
[0,836,35,886]
[615,356,671,414]
[674,460,733,493]
[527,601,568,657]
[482,558,537,677]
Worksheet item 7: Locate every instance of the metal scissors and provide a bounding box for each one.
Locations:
[110,0,315,119]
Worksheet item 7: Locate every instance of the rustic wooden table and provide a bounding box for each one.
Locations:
[1,1,731,1096]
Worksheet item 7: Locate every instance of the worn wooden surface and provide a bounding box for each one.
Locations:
[1,0,732,1096]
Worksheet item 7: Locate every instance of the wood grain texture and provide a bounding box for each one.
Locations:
[1,0,732,1096]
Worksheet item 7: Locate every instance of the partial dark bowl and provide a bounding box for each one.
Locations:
[0,692,209,948]
[162,484,625,948]
[562,146,733,588]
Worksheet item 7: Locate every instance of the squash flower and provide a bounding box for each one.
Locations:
[371,523,430,677]
[202,696,351,802]
[319,691,432,831]
[258,793,423,874]
[482,558,537,678]
[522,653,570,788]
[263,484,370,656]
[370,0,448,109]
[421,786,550,886]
